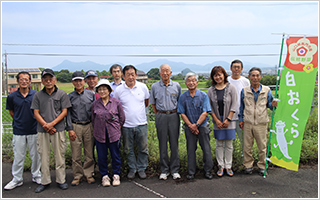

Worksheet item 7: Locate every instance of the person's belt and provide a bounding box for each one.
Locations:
[72,120,91,125]
[157,109,177,114]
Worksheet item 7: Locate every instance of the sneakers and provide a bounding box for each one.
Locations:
[4,180,23,190]
[259,168,267,176]
[102,175,111,187]
[86,177,96,184]
[172,173,181,180]
[32,177,41,185]
[71,178,81,186]
[127,171,136,179]
[159,173,170,180]
[112,175,120,186]
[138,170,147,179]
[244,167,253,174]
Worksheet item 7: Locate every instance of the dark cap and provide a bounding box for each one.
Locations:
[41,69,55,78]
[85,70,98,79]
[72,71,85,81]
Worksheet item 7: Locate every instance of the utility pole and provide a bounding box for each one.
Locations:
[4,52,8,95]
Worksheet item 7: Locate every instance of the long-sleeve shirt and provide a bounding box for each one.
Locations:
[238,84,274,122]
[91,97,125,143]
[66,89,96,131]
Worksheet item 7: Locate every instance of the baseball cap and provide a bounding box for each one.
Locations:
[41,69,55,78]
[94,79,113,93]
[85,70,98,79]
[72,71,85,81]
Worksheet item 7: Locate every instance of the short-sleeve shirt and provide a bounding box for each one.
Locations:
[177,89,211,127]
[110,80,125,97]
[31,86,72,132]
[149,79,181,111]
[6,88,37,135]
[114,81,150,128]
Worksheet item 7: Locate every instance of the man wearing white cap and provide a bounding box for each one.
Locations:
[66,71,96,186]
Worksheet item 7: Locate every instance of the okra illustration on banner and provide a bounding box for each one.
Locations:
[270,36,318,171]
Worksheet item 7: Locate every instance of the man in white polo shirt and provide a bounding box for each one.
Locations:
[114,65,150,180]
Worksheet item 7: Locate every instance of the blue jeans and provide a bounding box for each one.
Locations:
[122,125,148,172]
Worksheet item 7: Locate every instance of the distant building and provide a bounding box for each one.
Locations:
[3,68,42,94]
[136,70,148,83]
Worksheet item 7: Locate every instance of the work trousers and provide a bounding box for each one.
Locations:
[185,124,213,175]
[70,123,94,179]
[11,134,41,183]
[37,131,67,185]
[243,123,268,169]
[155,112,180,174]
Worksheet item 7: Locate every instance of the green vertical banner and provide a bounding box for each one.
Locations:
[270,36,318,171]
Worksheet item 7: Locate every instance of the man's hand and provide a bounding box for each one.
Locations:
[43,122,55,133]
[272,100,278,107]
[48,127,56,135]
[188,124,199,135]
[239,121,244,129]
[68,130,77,141]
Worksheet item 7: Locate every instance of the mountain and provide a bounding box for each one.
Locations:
[51,59,274,74]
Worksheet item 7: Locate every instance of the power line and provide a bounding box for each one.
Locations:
[5,52,286,57]
[2,43,281,47]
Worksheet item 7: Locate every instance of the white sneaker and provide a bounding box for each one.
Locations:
[172,173,181,180]
[159,173,170,180]
[32,177,41,185]
[4,180,23,190]
[112,175,120,186]
[102,175,110,187]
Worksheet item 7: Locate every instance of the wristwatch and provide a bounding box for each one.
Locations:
[226,117,232,122]
[196,122,200,127]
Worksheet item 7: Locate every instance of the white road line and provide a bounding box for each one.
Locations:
[132,181,167,198]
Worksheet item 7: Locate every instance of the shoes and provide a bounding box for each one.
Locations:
[112,174,120,186]
[226,169,234,177]
[138,170,147,179]
[244,167,253,174]
[86,177,96,184]
[32,177,41,185]
[35,184,50,193]
[259,168,267,176]
[57,182,68,190]
[102,175,111,187]
[127,171,136,179]
[159,173,170,180]
[204,172,213,179]
[4,180,23,190]
[186,174,194,180]
[172,173,181,180]
[217,168,224,177]
[71,178,81,186]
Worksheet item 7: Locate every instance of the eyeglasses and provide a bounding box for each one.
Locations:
[19,78,30,82]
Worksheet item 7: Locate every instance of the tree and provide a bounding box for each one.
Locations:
[55,69,72,83]
[261,75,277,85]
[171,73,184,80]
[147,68,161,80]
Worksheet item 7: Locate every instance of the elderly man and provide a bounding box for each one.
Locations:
[66,71,96,186]
[31,69,72,193]
[85,70,100,99]
[109,64,125,97]
[4,71,41,190]
[239,67,278,176]
[177,72,213,180]
[114,65,150,180]
[149,64,182,180]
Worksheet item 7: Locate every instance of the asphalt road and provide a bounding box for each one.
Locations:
[1,162,318,198]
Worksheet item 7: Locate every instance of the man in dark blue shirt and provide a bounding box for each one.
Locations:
[4,71,41,190]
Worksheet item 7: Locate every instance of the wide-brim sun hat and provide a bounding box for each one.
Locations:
[95,79,113,93]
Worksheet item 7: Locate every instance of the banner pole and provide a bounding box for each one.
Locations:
[263,33,286,178]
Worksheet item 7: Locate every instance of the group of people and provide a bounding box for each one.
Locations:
[4,59,278,193]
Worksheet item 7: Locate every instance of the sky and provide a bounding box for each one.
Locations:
[1,1,319,70]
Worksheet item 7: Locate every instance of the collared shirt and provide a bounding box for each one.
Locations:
[177,89,211,127]
[91,97,125,143]
[66,88,96,131]
[238,84,274,122]
[85,87,100,99]
[114,81,150,128]
[6,88,37,135]
[31,85,72,132]
[149,79,181,111]
[110,80,125,97]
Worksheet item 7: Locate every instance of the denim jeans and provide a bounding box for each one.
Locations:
[122,125,148,172]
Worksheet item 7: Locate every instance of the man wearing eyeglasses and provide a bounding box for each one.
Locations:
[31,69,72,193]
[4,71,41,191]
